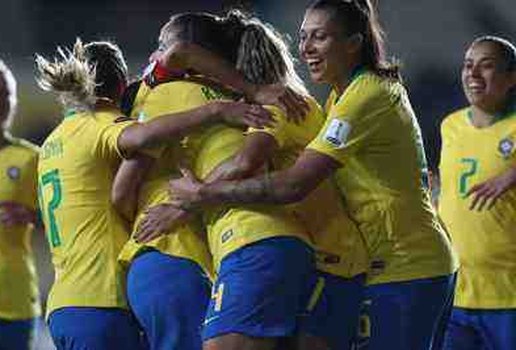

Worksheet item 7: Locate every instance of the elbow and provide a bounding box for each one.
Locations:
[118,124,149,158]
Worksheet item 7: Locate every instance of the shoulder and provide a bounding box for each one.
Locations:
[4,133,39,157]
[441,108,468,134]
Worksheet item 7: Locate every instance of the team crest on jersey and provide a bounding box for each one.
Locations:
[498,137,514,159]
[323,118,351,148]
[6,166,20,180]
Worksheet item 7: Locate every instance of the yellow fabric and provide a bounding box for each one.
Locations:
[308,71,458,285]
[248,100,368,278]
[117,80,214,278]
[177,91,310,271]
[0,135,40,320]
[38,109,134,315]
[439,108,516,308]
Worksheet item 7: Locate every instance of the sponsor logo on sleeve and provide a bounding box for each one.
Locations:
[322,118,351,148]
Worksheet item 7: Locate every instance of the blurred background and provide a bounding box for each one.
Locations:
[1,0,514,348]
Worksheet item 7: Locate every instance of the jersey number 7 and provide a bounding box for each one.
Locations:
[38,169,63,248]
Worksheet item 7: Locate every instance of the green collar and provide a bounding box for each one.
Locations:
[64,109,77,119]
[467,102,516,126]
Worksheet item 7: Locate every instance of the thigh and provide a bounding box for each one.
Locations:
[202,237,315,342]
[48,307,146,350]
[0,318,35,350]
[127,251,211,350]
[359,274,455,350]
[299,272,365,350]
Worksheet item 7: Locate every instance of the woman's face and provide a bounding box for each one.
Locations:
[149,22,181,63]
[299,9,350,85]
[462,41,516,111]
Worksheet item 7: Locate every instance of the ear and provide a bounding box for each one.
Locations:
[345,33,364,54]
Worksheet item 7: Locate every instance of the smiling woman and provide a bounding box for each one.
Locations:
[438,36,516,350]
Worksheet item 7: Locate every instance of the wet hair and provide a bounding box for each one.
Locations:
[223,10,308,95]
[160,10,308,95]
[0,60,17,129]
[308,0,400,80]
[160,12,239,64]
[471,35,516,72]
[35,39,128,111]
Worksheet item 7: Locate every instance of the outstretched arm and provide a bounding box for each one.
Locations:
[118,100,272,158]
[170,149,339,208]
[159,42,309,121]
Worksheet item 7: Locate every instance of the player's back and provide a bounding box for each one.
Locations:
[38,109,132,314]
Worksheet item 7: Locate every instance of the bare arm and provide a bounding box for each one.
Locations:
[170,149,340,208]
[467,163,516,211]
[112,154,154,223]
[118,100,272,158]
[204,132,278,183]
[159,42,309,121]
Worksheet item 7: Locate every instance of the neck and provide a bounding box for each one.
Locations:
[333,63,363,95]
[470,105,498,128]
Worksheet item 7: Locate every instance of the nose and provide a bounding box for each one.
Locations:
[299,37,314,59]
[470,63,482,78]
[149,50,159,64]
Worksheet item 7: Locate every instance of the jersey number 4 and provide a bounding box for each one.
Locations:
[38,169,63,247]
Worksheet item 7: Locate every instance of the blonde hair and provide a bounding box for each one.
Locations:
[35,39,97,111]
[0,60,17,129]
[35,39,128,112]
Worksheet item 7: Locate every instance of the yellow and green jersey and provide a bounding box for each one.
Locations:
[439,108,516,309]
[308,70,458,285]
[248,100,368,278]
[117,80,214,278]
[169,84,310,270]
[38,108,134,315]
[0,134,40,320]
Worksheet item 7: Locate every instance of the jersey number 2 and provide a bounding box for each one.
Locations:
[39,169,62,247]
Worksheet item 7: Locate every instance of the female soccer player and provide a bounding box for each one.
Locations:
[169,1,458,349]
[439,36,516,350]
[120,11,329,350]
[0,60,40,350]
[35,39,270,350]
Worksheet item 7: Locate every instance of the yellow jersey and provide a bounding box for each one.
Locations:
[248,101,368,278]
[171,84,310,270]
[0,134,40,320]
[117,80,213,278]
[439,108,516,309]
[308,70,458,285]
[38,108,134,315]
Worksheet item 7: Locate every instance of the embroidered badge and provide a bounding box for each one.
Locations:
[323,118,351,148]
[6,166,20,180]
[498,137,514,159]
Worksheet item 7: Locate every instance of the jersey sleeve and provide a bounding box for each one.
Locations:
[307,80,388,164]
[94,116,135,159]
[247,105,288,148]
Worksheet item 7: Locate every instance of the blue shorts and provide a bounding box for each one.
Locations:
[202,237,316,341]
[127,250,212,350]
[355,273,456,350]
[48,307,146,350]
[299,271,365,349]
[0,317,36,350]
[443,307,516,350]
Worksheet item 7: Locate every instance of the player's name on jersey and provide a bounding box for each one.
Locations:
[41,139,64,160]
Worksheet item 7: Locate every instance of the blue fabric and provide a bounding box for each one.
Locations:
[299,271,366,350]
[443,307,516,350]
[202,237,316,341]
[127,251,211,350]
[48,307,147,350]
[0,317,36,350]
[355,273,456,350]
